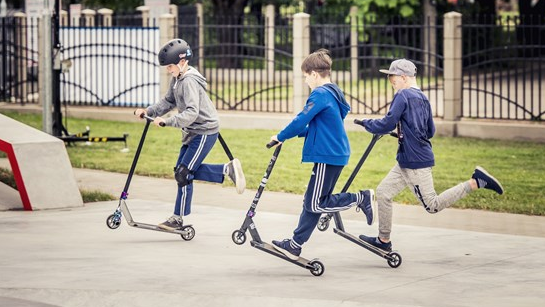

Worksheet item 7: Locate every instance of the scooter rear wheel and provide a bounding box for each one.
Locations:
[309,260,325,276]
[181,226,195,241]
[386,252,402,268]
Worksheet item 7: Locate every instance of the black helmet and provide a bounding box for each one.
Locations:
[157,39,193,66]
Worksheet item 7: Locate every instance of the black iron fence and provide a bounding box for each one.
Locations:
[462,14,545,121]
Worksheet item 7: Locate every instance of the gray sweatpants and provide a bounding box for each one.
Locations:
[376,163,473,240]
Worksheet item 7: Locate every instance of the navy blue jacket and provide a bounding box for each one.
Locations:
[277,83,351,166]
[363,87,435,169]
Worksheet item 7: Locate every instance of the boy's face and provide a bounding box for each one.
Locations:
[166,59,187,77]
[304,71,318,89]
[388,74,408,91]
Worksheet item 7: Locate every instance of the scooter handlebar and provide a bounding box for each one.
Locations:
[266,140,280,148]
[354,118,397,138]
[142,114,166,127]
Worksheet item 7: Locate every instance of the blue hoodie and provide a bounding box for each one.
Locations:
[277,83,351,166]
[362,87,435,169]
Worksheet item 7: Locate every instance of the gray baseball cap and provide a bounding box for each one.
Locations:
[379,59,417,77]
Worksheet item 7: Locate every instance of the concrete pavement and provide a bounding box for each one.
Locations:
[1,161,545,306]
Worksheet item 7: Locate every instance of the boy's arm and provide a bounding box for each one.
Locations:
[362,94,407,134]
[165,79,200,127]
[277,95,325,141]
[146,79,176,117]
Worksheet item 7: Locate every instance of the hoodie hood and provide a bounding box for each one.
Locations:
[181,66,208,90]
[322,83,350,118]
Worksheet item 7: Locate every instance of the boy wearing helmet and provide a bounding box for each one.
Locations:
[134,39,245,230]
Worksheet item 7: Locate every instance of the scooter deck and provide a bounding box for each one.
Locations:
[127,220,193,235]
[250,240,317,270]
[333,228,392,258]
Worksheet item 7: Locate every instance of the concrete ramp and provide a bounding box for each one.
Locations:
[0,113,83,210]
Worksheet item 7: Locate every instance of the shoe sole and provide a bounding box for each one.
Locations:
[476,166,504,195]
[272,244,300,261]
[232,158,246,194]
[368,189,377,226]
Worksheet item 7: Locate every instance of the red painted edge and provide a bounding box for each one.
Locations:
[0,139,33,211]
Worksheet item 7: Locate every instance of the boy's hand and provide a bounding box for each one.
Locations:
[153,117,166,127]
[134,109,147,119]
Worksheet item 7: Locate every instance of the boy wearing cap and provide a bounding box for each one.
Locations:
[134,38,246,230]
[357,59,504,251]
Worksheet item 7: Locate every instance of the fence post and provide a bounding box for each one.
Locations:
[81,9,96,27]
[195,3,203,72]
[13,12,27,103]
[137,6,150,27]
[292,12,310,114]
[169,4,178,37]
[39,11,53,134]
[60,10,68,26]
[98,8,113,27]
[159,13,176,97]
[443,11,462,131]
[350,6,358,82]
[265,4,275,81]
[423,0,437,75]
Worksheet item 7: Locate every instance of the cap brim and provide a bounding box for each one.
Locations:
[379,69,391,74]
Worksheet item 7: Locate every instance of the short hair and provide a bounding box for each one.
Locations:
[301,48,332,78]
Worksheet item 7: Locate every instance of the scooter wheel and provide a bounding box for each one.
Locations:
[317,216,330,232]
[231,230,246,245]
[387,252,402,268]
[106,214,121,229]
[309,260,325,276]
[181,226,195,241]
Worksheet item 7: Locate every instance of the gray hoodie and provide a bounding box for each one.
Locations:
[146,67,220,143]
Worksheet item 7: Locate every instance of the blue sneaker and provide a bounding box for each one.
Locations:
[356,189,377,225]
[358,234,392,252]
[272,239,301,260]
[472,166,504,195]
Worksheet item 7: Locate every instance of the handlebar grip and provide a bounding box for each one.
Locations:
[159,122,166,127]
[266,140,279,148]
[353,119,364,126]
[389,132,398,138]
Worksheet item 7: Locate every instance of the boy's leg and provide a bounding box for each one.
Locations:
[376,164,407,241]
[175,133,219,216]
[403,167,472,215]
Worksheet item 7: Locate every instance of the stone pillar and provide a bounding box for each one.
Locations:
[169,4,178,37]
[81,9,96,27]
[137,6,150,27]
[349,6,359,82]
[423,1,437,75]
[265,4,275,82]
[98,8,113,27]
[13,12,27,103]
[292,13,310,114]
[196,3,204,72]
[443,12,463,134]
[159,13,176,96]
[60,10,68,26]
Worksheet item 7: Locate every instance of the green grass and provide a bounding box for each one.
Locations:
[1,110,544,215]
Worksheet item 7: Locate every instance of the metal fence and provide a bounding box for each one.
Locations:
[461,14,544,121]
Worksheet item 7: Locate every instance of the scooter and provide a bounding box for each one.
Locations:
[231,141,325,276]
[106,115,235,241]
[316,119,402,268]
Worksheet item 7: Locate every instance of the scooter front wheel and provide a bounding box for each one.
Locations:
[317,216,330,232]
[181,226,196,241]
[106,214,121,229]
[231,230,246,245]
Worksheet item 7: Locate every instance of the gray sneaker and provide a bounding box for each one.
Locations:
[225,158,246,194]
[158,215,183,231]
